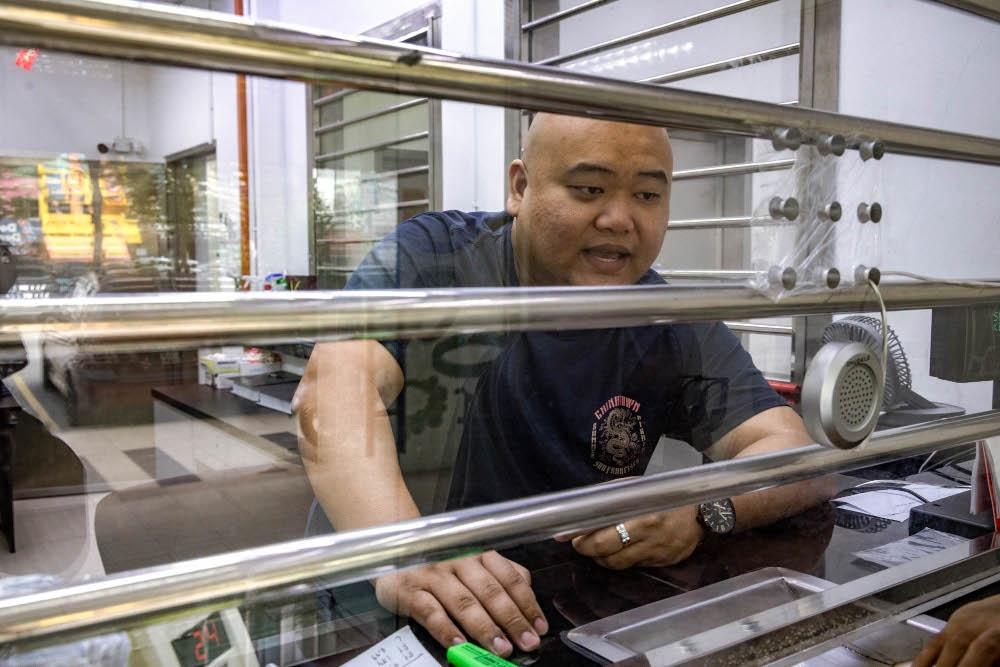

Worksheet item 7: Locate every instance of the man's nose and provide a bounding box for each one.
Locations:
[594,197,635,233]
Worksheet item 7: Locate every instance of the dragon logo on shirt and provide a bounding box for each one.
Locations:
[591,395,646,475]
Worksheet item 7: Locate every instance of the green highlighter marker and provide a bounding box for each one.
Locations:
[446,642,519,667]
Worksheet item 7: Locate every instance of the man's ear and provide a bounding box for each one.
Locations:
[506,159,528,217]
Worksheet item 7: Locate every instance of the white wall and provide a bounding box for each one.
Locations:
[440,0,506,212]
[837,0,1000,414]
[0,49,151,159]
[278,1,433,34]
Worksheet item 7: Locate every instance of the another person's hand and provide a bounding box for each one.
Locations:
[559,506,704,569]
[374,550,548,657]
[913,594,1000,667]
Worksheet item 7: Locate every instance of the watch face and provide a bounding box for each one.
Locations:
[700,498,736,534]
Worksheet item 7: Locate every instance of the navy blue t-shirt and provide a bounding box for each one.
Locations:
[346,210,785,510]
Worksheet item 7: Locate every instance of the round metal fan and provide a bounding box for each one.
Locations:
[823,315,909,408]
[821,315,964,427]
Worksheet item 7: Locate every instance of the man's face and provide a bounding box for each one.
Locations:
[506,115,673,287]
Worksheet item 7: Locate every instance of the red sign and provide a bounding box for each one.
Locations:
[14,49,39,71]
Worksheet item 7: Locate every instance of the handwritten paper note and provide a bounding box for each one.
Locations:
[342,626,441,667]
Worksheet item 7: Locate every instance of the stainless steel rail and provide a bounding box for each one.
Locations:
[669,215,772,229]
[314,98,428,135]
[314,131,429,163]
[724,321,794,335]
[659,269,761,280]
[0,409,997,647]
[671,158,796,180]
[3,282,999,351]
[642,43,801,85]
[536,0,782,66]
[927,0,1000,22]
[3,0,1000,164]
[521,0,618,31]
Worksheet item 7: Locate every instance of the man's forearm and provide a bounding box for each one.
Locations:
[728,432,836,533]
[299,341,420,531]
[303,411,421,531]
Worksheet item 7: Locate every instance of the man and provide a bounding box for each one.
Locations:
[295,113,833,657]
[913,593,1000,667]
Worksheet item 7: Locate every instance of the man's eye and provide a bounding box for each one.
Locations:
[637,192,660,201]
[573,186,603,195]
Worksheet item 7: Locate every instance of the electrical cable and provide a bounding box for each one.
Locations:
[928,448,977,473]
[836,481,931,504]
[868,277,889,397]
[918,451,937,474]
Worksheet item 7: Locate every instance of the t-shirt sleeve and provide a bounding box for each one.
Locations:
[343,215,457,363]
[662,322,787,452]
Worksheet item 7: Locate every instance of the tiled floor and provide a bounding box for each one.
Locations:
[0,362,293,584]
[1,493,107,580]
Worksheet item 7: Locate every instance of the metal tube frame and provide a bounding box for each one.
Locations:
[642,43,801,85]
[314,131,429,163]
[660,269,762,279]
[323,199,430,220]
[357,164,430,183]
[723,321,794,335]
[520,0,617,31]
[535,0,782,66]
[672,157,796,180]
[3,281,999,352]
[926,0,1000,22]
[790,0,842,384]
[3,0,1000,164]
[313,97,428,135]
[668,215,778,230]
[0,409,997,648]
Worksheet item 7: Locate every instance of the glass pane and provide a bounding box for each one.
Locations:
[3,5,997,667]
[317,91,423,127]
[316,102,428,157]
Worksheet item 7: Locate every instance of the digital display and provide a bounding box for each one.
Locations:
[170,612,232,667]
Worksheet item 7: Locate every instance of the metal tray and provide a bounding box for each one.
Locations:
[564,567,944,665]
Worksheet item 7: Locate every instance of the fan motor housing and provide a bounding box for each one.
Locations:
[802,341,884,449]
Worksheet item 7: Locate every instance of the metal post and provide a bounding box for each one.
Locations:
[790,0,842,384]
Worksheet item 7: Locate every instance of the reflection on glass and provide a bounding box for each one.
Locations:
[314,134,430,289]
[0,153,236,298]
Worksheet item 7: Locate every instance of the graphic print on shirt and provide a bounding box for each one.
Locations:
[591,395,646,475]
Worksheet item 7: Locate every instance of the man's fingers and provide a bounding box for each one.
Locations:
[594,547,641,571]
[911,632,944,667]
[571,524,629,558]
[956,629,1000,667]
[455,559,539,652]
[511,561,532,587]
[933,638,972,667]
[434,576,514,657]
[554,529,591,542]
[405,590,466,650]
[482,552,548,637]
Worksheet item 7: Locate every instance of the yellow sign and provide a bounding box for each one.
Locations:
[37,158,142,262]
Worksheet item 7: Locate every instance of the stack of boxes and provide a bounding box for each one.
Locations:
[198,347,282,389]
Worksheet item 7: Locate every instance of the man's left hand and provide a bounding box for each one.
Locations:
[558,506,705,569]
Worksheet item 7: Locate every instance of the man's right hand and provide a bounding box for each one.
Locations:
[374,550,548,657]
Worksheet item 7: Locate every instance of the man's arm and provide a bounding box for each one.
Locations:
[295,340,416,530]
[704,405,836,532]
[294,340,547,657]
[568,406,834,569]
